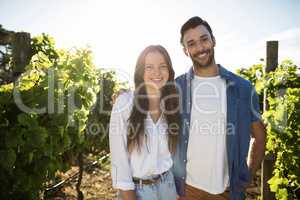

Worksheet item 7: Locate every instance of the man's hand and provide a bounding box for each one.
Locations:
[111,88,129,105]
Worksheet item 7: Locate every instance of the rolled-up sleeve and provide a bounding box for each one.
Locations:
[109,94,135,190]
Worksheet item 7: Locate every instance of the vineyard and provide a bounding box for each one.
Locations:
[238,60,300,200]
[0,26,299,200]
[0,26,121,199]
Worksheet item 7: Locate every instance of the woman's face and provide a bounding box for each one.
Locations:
[143,51,170,94]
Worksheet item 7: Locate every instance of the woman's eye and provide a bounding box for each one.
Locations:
[145,65,152,70]
[160,65,168,70]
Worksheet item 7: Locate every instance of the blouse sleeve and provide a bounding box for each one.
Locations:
[109,93,135,190]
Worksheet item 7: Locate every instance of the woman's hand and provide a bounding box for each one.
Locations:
[120,189,137,200]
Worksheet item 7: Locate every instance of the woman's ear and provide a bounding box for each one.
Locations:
[213,37,216,47]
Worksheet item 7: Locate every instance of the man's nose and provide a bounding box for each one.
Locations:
[195,41,205,52]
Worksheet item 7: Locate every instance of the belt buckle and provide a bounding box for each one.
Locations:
[135,171,168,186]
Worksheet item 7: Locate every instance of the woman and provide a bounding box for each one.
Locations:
[109,45,180,200]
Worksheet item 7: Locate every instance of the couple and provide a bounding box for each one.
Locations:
[109,16,266,200]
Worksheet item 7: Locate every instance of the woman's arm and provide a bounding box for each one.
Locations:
[109,93,136,193]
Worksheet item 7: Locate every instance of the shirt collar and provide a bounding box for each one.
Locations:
[187,64,234,81]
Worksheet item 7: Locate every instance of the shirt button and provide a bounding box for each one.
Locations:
[184,159,187,163]
[185,140,188,144]
[182,177,185,179]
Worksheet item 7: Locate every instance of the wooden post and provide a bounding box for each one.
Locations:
[261,41,278,200]
[12,32,31,77]
[265,41,278,73]
[0,27,31,84]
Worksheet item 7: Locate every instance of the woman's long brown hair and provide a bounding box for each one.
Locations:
[127,45,180,154]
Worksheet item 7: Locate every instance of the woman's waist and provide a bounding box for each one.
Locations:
[131,158,173,179]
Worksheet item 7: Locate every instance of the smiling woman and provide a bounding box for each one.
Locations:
[109,45,180,200]
[143,51,170,96]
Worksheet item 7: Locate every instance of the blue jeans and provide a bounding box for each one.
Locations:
[117,170,177,200]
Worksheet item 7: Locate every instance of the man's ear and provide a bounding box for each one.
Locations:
[183,47,189,57]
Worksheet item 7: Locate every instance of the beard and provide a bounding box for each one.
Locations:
[191,48,215,69]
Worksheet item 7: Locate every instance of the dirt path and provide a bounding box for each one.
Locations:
[46,165,117,200]
[47,166,260,200]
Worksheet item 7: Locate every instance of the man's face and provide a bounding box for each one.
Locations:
[182,25,215,69]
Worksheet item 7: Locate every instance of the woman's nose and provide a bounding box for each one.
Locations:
[152,67,161,76]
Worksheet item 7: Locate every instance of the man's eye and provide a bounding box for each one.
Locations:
[145,66,152,70]
[188,43,195,47]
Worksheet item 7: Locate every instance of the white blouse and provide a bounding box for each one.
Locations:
[109,91,173,190]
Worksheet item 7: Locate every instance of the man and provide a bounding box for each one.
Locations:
[172,16,266,200]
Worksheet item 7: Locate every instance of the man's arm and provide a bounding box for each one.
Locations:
[247,120,266,179]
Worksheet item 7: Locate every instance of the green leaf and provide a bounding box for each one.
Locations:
[17,113,38,127]
[0,149,16,171]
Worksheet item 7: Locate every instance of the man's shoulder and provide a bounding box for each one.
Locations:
[175,73,187,82]
[231,72,252,89]
[226,70,256,100]
[223,67,252,90]
[175,72,189,88]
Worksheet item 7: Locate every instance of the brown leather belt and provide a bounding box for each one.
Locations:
[132,171,168,185]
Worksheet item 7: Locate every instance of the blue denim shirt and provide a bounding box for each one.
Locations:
[172,65,261,200]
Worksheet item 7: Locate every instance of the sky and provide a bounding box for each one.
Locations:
[1,0,300,84]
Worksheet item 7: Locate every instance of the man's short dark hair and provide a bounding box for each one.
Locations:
[180,16,214,45]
